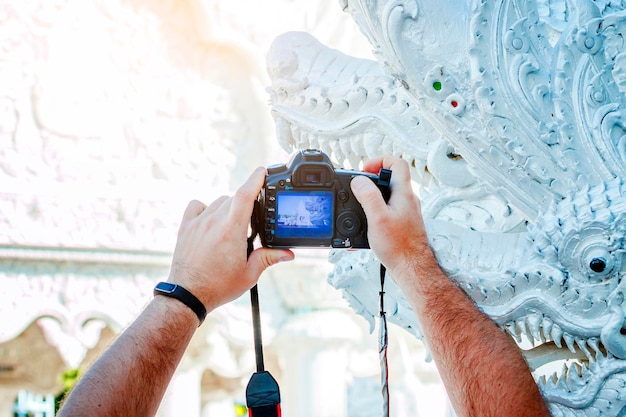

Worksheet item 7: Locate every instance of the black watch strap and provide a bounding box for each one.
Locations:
[154,282,207,325]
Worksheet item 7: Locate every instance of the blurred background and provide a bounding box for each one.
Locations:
[0,1,452,416]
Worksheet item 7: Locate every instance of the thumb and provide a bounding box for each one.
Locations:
[351,176,388,219]
[246,248,295,281]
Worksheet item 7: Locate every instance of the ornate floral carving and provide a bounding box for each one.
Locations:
[267,0,626,415]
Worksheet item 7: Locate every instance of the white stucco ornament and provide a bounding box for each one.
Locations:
[267,0,626,415]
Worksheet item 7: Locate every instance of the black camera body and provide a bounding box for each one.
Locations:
[252,149,392,248]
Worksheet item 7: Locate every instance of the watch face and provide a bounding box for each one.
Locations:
[157,282,177,293]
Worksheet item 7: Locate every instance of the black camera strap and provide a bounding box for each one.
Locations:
[379,263,390,417]
[245,229,390,417]
[245,232,281,417]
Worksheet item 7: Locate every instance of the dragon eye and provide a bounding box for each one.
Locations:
[555,222,624,284]
[584,247,614,279]
[589,257,607,273]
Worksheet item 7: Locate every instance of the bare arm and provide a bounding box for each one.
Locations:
[56,297,197,417]
[351,157,550,417]
[57,167,294,417]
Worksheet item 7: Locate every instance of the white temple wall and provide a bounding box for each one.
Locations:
[0,1,449,416]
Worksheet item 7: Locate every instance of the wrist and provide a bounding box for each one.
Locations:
[154,282,207,326]
[392,242,442,287]
[149,295,200,329]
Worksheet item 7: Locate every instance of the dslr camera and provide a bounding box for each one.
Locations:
[252,149,391,248]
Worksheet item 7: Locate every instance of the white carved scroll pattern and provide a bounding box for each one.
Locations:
[267,0,626,415]
[0,249,169,367]
[0,0,275,370]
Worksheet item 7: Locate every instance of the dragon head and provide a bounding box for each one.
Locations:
[266,0,626,415]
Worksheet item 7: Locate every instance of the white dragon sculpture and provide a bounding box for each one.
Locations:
[265,0,626,415]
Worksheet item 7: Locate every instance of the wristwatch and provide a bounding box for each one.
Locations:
[154,282,207,325]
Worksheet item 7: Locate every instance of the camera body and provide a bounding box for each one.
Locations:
[252,149,391,248]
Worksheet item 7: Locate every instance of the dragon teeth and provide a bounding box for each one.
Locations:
[348,154,362,169]
[318,136,330,155]
[587,337,608,363]
[549,371,559,385]
[566,363,584,391]
[505,322,522,343]
[588,337,600,353]
[557,367,569,391]
[382,136,394,155]
[551,324,564,348]
[364,132,383,157]
[276,118,295,150]
[295,129,305,147]
[350,134,364,155]
[330,140,345,163]
[507,314,552,347]
[581,361,592,380]
[515,318,531,343]
[527,313,543,343]
[307,134,320,150]
[541,317,553,341]
[575,336,593,360]
[563,332,576,353]
[340,140,352,163]
[538,360,596,391]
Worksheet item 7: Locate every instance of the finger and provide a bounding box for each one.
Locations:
[361,156,385,174]
[228,166,266,225]
[351,175,389,218]
[246,248,295,281]
[363,156,412,199]
[363,156,410,181]
[203,195,229,216]
[181,200,207,223]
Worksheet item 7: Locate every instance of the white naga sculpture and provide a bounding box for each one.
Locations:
[266,0,626,415]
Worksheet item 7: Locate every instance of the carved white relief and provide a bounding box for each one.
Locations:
[0,248,169,366]
[0,0,283,393]
[3,1,440,416]
[267,0,626,415]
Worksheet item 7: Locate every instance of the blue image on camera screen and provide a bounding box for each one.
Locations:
[275,191,334,238]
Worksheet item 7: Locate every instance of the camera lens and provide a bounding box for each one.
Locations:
[337,211,362,237]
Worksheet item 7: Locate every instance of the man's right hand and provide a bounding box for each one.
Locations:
[350,156,435,285]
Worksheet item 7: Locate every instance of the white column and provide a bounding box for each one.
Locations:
[157,367,202,417]
[276,310,361,417]
[202,398,237,417]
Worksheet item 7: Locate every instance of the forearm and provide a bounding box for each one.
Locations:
[398,250,550,417]
[57,296,198,417]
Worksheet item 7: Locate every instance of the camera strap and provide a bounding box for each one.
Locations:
[379,263,390,417]
[245,233,282,417]
[244,229,389,417]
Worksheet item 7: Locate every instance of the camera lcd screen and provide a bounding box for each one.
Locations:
[275,191,333,238]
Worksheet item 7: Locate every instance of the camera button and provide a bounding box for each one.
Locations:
[332,238,350,248]
[338,190,349,202]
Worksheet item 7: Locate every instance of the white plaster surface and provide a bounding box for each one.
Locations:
[266,1,626,416]
[0,1,448,417]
